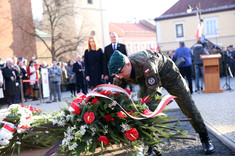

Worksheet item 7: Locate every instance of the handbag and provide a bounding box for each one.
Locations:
[33,82,39,90]
[175,48,186,68]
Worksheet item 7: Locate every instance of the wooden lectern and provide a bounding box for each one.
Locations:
[200,54,223,93]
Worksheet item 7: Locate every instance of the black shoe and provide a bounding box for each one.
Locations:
[53,99,58,102]
[202,140,215,154]
[145,147,161,156]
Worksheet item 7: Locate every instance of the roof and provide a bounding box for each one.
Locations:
[155,0,235,21]
[109,22,155,33]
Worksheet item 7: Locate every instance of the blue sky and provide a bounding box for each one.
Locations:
[31,0,178,22]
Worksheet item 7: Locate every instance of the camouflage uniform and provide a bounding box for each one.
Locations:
[114,50,208,139]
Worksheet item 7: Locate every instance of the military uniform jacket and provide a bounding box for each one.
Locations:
[114,50,180,97]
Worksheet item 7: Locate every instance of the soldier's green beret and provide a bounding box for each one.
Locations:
[109,50,126,76]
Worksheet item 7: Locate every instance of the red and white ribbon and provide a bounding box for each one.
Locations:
[86,84,176,120]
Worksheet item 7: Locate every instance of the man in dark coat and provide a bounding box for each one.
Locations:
[2,58,19,105]
[104,32,127,84]
[109,50,215,156]
[73,55,86,94]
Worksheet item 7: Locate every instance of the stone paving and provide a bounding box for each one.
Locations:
[164,77,235,152]
[1,77,234,153]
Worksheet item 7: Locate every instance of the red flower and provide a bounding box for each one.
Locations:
[69,102,81,115]
[117,111,127,118]
[125,89,131,95]
[141,96,151,104]
[91,98,99,104]
[74,93,86,104]
[125,128,139,141]
[144,109,152,115]
[76,93,86,99]
[98,136,110,145]
[105,114,111,122]
[130,110,133,115]
[73,98,82,104]
[114,93,120,96]
[100,90,112,96]
[84,112,95,123]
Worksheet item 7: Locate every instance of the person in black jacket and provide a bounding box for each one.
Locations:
[104,32,127,84]
[192,40,209,92]
[2,58,19,105]
[84,36,104,90]
[73,55,86,94]
[18,60,29,102]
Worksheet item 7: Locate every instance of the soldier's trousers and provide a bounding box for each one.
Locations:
[164,74,208,141]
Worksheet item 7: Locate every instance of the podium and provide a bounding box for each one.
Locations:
[200,54,223,93]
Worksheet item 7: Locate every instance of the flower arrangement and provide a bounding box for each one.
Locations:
[0,84,188,156]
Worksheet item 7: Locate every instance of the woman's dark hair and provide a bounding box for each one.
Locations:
[29,60,34,66]
[67,60,73,67]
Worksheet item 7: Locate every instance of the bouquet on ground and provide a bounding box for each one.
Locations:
[0,84,188,156]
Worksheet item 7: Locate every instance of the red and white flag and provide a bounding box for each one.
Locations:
[195,23,203,40]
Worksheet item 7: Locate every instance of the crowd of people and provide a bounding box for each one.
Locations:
[0,32,234,107]
[169,42,235,93]
[0,32,129,106]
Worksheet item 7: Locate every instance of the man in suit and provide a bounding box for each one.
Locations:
[73,55,86,94]
[2,58,19,105]
[104,32,127,84]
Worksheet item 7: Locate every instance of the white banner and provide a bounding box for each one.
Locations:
[41,68,50,98]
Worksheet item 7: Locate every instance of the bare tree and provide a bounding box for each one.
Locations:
[15,0,88,60]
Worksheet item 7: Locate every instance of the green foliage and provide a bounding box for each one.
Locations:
[0,90,188,155]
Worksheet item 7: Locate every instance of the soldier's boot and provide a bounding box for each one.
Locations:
[200,133,215,154]
[144,147,161,156]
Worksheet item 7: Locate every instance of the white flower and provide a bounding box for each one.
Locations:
[108,101,117,108]
[104,125,108,134]
[0,139,10,146]
[90,127,96,136]
[0,129,13,146]
[16,141,21,145]
[66,114,74,122]
[68,142,78,150]
[0,108,10,121]
[120,123,131,132]
[86,139,92,146]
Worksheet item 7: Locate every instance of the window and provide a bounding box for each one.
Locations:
[175,23,184,38]
[142,44,145,50]
[135,44,139,51]
[204,17,218,37]
[127,44,131,54]
[87,0,93,4]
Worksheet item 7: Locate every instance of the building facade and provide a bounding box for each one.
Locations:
[155,0,235,52]
[41,0,109,62]
[0,0,36,62]
[109,21,156,54]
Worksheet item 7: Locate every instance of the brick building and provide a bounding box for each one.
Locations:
[109,21,156,54]
[0,0,36,62]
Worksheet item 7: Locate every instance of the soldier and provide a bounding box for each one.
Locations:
[109,50,215,156]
